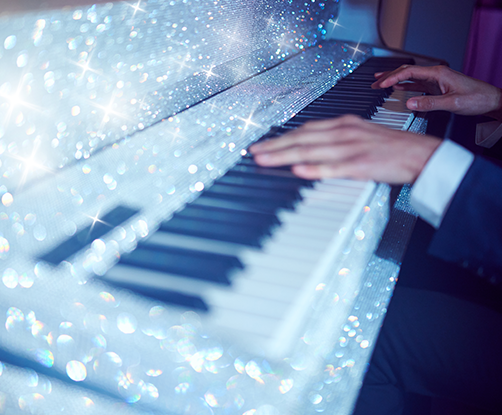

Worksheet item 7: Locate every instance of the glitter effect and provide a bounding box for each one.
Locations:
[35,349,54,368]
[0,0,408,413]
[66,361,87,382]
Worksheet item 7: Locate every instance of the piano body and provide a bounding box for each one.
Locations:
[0,0,439,413]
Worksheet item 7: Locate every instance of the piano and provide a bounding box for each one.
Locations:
[0,0,441,413]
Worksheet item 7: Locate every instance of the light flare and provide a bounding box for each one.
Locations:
[125,0,146,19]
[201,65,218,80]
[82,209,113,242]
[6,139,55,192]
[328,17,344,30]
[347,39,364,59]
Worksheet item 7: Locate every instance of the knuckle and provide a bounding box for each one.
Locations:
[421,97,436,110]
[340,114,362,124]
[436,65,449,76]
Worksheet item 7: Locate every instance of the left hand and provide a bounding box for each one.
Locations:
[249,115,442,184]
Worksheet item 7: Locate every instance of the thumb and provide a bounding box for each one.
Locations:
[406,94,457,112]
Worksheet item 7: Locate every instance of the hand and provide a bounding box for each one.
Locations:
[250,116,442,184]
[372,65,502,121]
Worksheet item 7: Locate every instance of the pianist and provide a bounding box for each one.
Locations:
[250,65,502,414]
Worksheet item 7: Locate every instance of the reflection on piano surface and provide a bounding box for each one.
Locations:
[0,1,430,414]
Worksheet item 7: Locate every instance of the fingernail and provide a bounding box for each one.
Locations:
[408,99,418,110]
[374,72,383,77]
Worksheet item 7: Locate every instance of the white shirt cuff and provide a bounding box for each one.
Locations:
[410,139,474,229]
[476,121,502,148]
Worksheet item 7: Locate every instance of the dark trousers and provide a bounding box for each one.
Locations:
[353,220,502,415]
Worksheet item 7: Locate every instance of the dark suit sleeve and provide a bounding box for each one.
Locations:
[427,157,502,284]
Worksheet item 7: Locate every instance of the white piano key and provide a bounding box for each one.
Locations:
[277,211,343,230]
[145,231,253,257]
[103,263,233,297]
[204,286,290,319]
[98,77,412,355]
[210,280,301,308]
[319,178,370,190]
[286,204,350,221]
[239,251,316,274]
[264,231,329,252]
[207,308,281,338]
[240,265,309,288]
[300,189,362,206]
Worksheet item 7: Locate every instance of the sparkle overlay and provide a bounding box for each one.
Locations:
[0,0,414,414]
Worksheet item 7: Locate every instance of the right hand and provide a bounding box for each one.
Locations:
[371,65,502,121]
[250,115,441,184]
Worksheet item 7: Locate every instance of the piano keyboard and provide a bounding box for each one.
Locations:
[98,57,419,356]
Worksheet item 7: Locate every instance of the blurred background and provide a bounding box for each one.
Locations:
[380,0,502,86]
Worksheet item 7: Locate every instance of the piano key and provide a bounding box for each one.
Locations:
[207,183,301,205]
[235,157,295,172]
[98,57,416,349]
[191,194,283,215]
[305,102,378,112]
[155,181,356,256]
[321,90,387,103]
[305,101,379,113]
[206,290,293,318]
[158,216,271,247]
[99,279,210,311]
[175,204,281,228]
[119,244,240,284]
[229,164,310,180]
[39,205,140,265]
[288,108,372,120]
[216,172,308,191]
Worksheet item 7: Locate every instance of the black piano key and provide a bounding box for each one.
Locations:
[304,102,377,112]
[176,204,281,228]
[40,205,140,265]
[335,79,376,87]
[320,92,386,106]
[120,244,239,284]
[307,100,378,111]
[95,56,418,310]
[258,125,287,140]
[285,109,371,123]
[300,106,376,117]
[110,282,209,311]
[158,216,270,247]
[208,183,301,204]
[236,157,295,173]
[216,172,307,191]
[313,95,380,105]
[192,195,283,215]
[326,86,388,96]
[203,189,296,211]
[228,165,312,184]
[226,170,314,189]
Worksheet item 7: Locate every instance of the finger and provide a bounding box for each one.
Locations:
[406,93,459,112]
[249,116,364,154]
[253,140,366,167]
[372,65,441,89]
[292,162,367,181]
[295,114,364,132]
[374,71,388,79]
[392,83,430,93]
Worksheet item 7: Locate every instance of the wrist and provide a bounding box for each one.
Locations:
[485,87,502,122]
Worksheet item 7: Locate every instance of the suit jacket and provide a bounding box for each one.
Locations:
[428,157,502,284]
